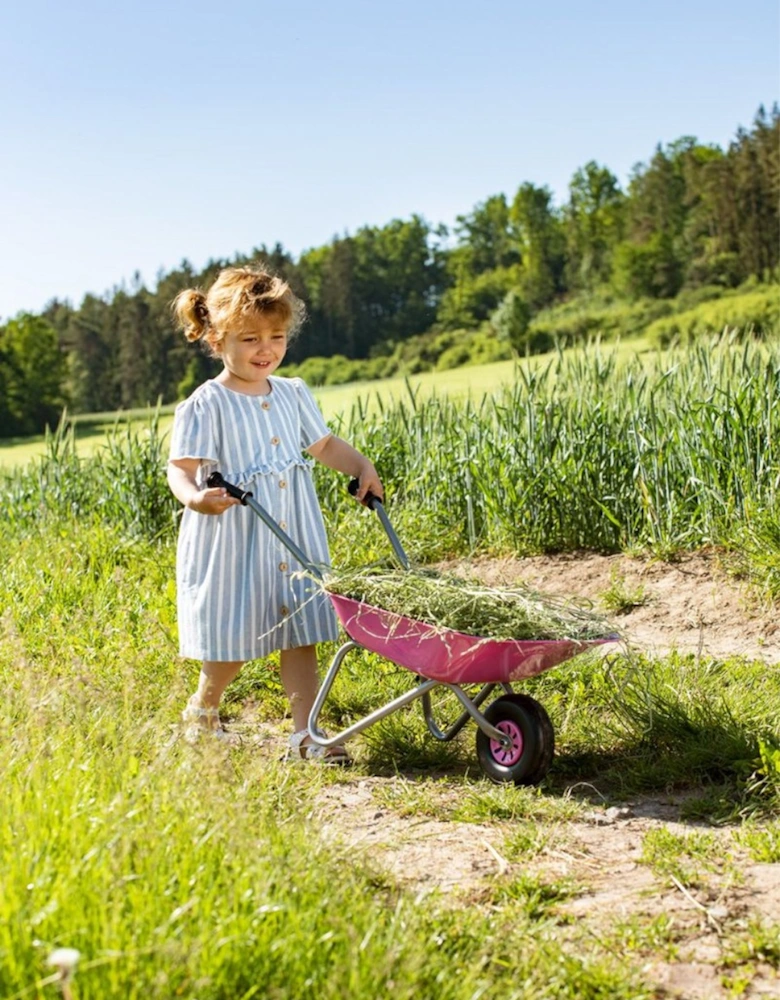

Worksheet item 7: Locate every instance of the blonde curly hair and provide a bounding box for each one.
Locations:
[172,266,306,355]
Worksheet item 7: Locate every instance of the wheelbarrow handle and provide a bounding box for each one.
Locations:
[348,479,410,570]
[205,470,322,579]
[347,477,380,510]
[207,471,252,504]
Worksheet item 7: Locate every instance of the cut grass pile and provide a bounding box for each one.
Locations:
[323,566,617,641]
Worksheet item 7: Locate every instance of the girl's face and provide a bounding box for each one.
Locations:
[215,313,288,393]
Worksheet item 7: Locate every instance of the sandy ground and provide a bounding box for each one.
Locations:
[314,777,780,998]
[309,553,780,998]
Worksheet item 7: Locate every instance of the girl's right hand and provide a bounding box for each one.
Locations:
[186,487,241,515]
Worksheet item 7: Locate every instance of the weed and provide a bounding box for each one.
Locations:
[605,913,680,961]
[599,569,649,615]
[734,819,780,862]
[721,920,780,994]
[489,872,574,919]
[639,828,730,885]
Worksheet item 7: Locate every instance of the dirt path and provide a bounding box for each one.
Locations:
[315,778,780,998]
[311,553,780,998]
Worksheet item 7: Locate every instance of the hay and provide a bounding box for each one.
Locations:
[323,567,615,642]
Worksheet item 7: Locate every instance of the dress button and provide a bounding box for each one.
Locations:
[280,605,290,616]
[280,521,287,530]
[279,480,287,489]
[279,561,288,571]
[262,402,271,411]
[271,436,280,445]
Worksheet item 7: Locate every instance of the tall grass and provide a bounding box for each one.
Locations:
[320,339,780,576]
[1,338,778,588]
[1,412,179,540]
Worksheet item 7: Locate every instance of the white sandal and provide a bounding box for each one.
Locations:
[181,697,242,746]
[287,729,351,766]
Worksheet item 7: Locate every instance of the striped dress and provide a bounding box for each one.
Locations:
[168,376,339,661]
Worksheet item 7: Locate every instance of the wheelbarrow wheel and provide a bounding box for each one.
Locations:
[475,694,555,786]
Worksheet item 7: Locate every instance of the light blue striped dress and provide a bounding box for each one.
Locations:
[169,376,339,661]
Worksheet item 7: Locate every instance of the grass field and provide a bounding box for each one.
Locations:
[1,521,778,999]
[0,359,517,468]
[2,337,778,998]
[0,340,653,469]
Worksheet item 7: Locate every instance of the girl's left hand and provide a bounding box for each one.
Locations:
[354,462,383,504]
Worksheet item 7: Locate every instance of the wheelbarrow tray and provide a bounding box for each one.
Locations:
[328,593,615,685]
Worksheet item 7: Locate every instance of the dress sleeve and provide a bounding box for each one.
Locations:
[168,394,220,462]
[294,378,331,450]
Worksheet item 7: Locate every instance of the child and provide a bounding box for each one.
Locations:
[167,265,383,762]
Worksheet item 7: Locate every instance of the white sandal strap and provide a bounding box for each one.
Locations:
[287,729,351,763]
[182,696,221,723]
[183,706,219,718]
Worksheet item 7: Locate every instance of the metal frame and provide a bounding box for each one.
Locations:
[307,639,514,749]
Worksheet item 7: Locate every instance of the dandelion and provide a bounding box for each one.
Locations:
[46,948,80,999]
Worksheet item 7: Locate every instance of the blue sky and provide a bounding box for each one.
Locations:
[1,0,777,321]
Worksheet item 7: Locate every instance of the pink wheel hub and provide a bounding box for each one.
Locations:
[490,720,524,766]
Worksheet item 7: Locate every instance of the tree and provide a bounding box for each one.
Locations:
[453,195,518,273]
[679,144,739,287]
[731,106,780,278]
[615,139,693,298]
[509,183,565,308]
[436,261,522,330]
[564,162,625,289]
[0,314,67,436]
[298,216,444,358]
[611,232,682,299]
[491,290,531,353]
[62,294,116,412]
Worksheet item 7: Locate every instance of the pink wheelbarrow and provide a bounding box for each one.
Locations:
[208,472,617,785]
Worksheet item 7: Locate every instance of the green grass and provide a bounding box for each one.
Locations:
[0,524,647,999]
[639,828,730,885]
[735,820,780,862]
[1,503,779,997]
[2,337,779,997]
[0,409,176,468]
[0,361,521,469]
[598,569,649,615]
[0,340,656,469]
[12,336,779,588]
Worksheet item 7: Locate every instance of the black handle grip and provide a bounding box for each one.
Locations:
[207,471,253,505]
[348,478,380,510]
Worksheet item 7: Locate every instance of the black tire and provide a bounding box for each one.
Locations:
[475,694,555,785]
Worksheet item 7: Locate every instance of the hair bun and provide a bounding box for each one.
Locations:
[194,298,210,324]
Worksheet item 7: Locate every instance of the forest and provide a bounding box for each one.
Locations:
[0,105,777,438]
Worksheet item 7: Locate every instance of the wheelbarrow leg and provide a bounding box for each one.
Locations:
[307,641,440,748]
[422,683,499,742]
[438,683,513,746]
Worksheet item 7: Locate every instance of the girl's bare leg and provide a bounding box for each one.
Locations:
[279,645,319,732]
[182,661,243,738]
[280,645,348,758]
[195,660,244,708]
